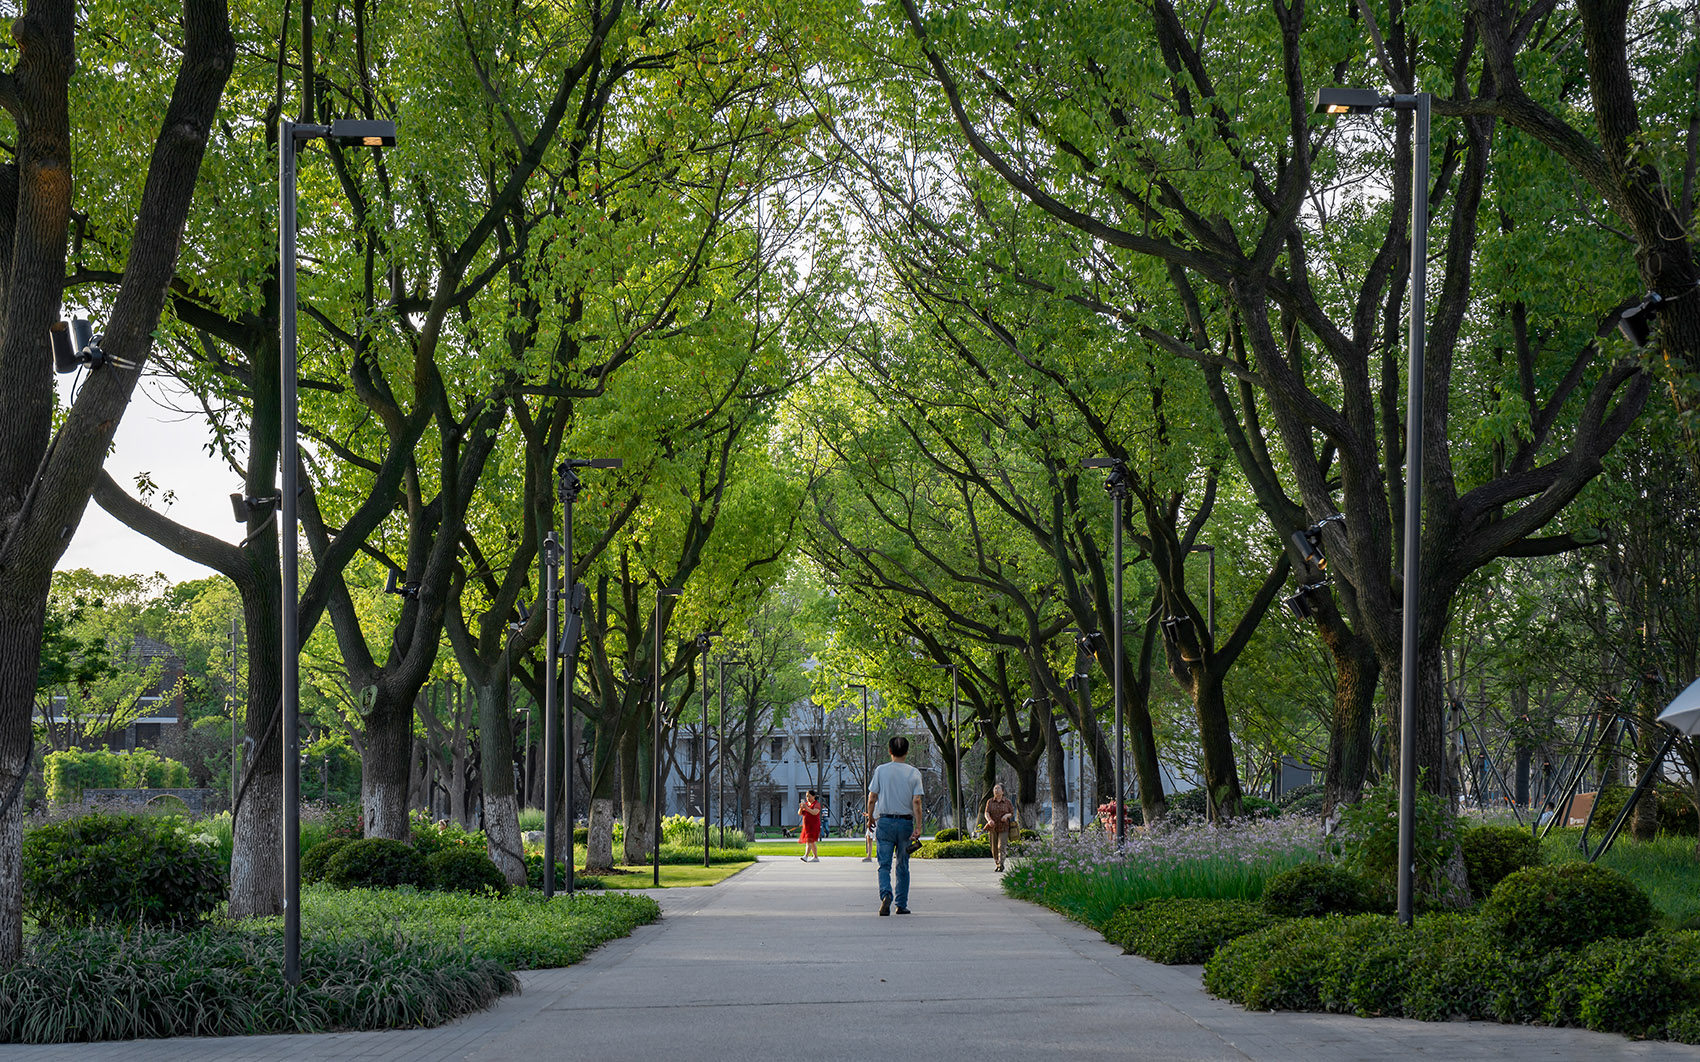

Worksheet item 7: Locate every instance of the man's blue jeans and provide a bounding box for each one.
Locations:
[875,815,913,907]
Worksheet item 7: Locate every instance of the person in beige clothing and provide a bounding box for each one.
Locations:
[982,783,1016,871]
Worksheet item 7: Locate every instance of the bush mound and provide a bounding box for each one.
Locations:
[1480,863,1653,954]
[1205,914,1700,1037]
[1591,786,1700,838]
[0,924,514,1043]
[1104,898,1280,964]
[1260,862,1375,918]
[428,847,507,894]
[932,827,963,843]
[573,826,589,846]
[1276,782,1323,809]
[301,838,351,885]
[916,839,991,858]
[1460,825,1541,899]
[22,812,223,929]
[522,855,606,891]
[325,838,431,891]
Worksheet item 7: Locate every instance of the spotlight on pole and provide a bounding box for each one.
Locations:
[229,492,280,522]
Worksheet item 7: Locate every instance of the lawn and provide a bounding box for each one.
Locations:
[750,838,874,858]
[591,862,753,888]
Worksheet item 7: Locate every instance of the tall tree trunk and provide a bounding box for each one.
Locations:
[1321,628,1380,815]
[228,590,283,918]
[0,586,50,963]
[473,678,525,884]
[1041,707,1069,838]
[620,728,652,865]
[1191,669,1243,818]
[361,691,413,839]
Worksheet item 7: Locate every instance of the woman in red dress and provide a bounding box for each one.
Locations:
[798,790,822,862]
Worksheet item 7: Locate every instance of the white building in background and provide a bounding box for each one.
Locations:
[658,693,1269,831]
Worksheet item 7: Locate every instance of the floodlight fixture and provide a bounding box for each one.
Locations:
[1617,292,1663,348]
[1312,87,1389,114]
[327,119,397,147]
[1283,580,1330,620]
[51,318,138,373]
[229,492,280,522]
[383,567,420,600]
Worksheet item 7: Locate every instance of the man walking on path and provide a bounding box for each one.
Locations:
[866,735,925,916]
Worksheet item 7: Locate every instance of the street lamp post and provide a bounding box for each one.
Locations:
[541,534,561,896]
[931,663,962,830]
[279,115,395,985]
[1083,457,1129,844]
[695,630,720,868]
[556,458,620,898]
[654,588,683,886]
[848,683,870,798]
[716,657,745,849]
[1313,86,1430,925]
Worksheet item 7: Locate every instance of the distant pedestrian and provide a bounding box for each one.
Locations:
[866,735,924,915]
[798,790,823,861]
[862,810,874,862]
[982,783,1016,872]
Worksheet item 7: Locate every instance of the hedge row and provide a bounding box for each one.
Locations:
[1203,914,1700,1040]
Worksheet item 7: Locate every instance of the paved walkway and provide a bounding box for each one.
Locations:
[2,855,1697,1061]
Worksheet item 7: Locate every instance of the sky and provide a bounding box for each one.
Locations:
[55,372,236,584]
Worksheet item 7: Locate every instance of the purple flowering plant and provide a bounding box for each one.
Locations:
[1002,811,1327,928]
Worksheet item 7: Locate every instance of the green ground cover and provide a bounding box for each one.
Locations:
[3,885,660,1044]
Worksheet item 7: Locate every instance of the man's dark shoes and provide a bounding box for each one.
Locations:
[879,896,891,916]
[895,906,911,915]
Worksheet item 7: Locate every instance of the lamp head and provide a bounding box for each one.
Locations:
[1617,292,1662,348]
[327,119,397,147]
[1313,87,1388,115]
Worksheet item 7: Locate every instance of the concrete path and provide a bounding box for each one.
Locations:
[2,855,1697,1061]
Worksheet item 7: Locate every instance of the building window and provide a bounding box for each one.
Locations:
[769,737,784,760]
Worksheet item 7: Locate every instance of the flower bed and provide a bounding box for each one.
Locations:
[1002,814,1327,928]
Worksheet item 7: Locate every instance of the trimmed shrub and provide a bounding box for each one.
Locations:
[1542,936,1683,1035]
[301,837,350,885]
[932,827,963,843]
[1591,786,1700,837]
[1481,863,1653,955]
[1261,862,1374,918]
[1105,898,1280,964]
[1276,782,1323,809]
[1240,796,1280,818]
[1460,825,1541,899]
[428,846,507,894]
[573,826,589,846]
[1168,789,1210,818]
[22,812,223,928]
[1282,792,1325,818]
[1669,1007,1700,1044]
[1017,828,1039,841]
[324,838,430,890]
[916,839,991,858]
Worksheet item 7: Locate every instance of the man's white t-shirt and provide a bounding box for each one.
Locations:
[869,761,925,817]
